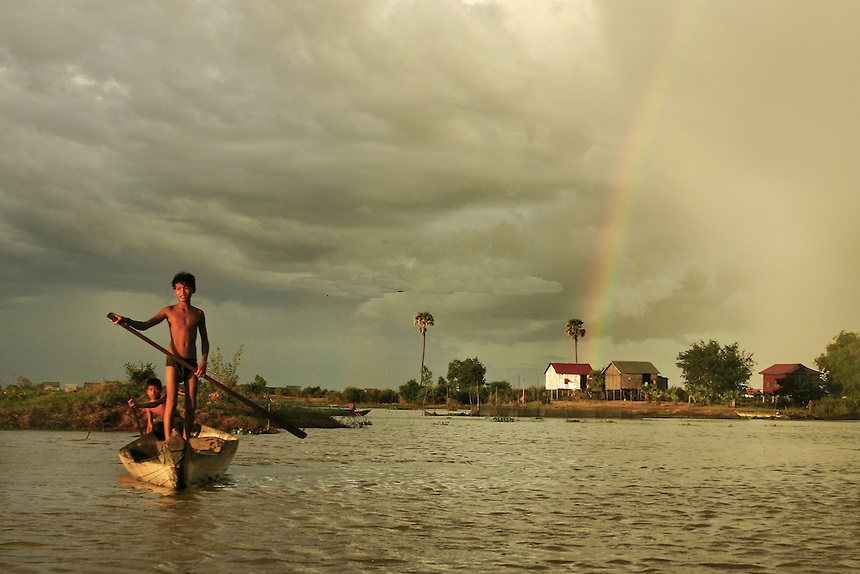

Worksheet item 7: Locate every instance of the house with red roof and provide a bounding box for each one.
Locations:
[545,362,592,399]
[759,363,821,394]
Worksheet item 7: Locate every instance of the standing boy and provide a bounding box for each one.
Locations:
[111,271,209,441]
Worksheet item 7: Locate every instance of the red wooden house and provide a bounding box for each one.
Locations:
[759,363,821,394]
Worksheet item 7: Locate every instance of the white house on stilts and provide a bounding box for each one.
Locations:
[545,363,592,400]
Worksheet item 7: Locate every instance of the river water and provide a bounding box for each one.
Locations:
[1,410,859,573]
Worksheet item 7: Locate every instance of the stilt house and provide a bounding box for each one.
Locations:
[545,363,592,399]
[603,361,668,400]
[759,363,821,395]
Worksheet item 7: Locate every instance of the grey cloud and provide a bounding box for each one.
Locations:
[1,1,859,387]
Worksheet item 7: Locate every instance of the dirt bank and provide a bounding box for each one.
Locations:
[470,400,811,420]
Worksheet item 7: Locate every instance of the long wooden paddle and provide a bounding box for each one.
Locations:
[125,389,145,435]
[107,313,307,439]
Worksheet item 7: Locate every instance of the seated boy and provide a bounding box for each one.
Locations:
[128,378,182,440]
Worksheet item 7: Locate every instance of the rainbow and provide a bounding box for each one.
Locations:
[582,5,695,368]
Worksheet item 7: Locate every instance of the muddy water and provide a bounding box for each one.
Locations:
[2,411,859,573]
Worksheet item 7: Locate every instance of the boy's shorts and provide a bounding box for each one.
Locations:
[166,356,198,382]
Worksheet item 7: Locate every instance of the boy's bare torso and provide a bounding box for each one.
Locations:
[149,402,166,419]
[163,303,204,359]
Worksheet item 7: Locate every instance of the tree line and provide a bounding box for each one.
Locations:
[7,309,860,418]
[396,356,541,408]
[674,333,860,412]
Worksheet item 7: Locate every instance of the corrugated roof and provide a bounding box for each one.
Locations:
[545,362,593,375]
[759,363,820,375]
[604,361,660,374]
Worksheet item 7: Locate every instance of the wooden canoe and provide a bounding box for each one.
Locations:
[118,426,239,490]
[735,411,785,420]
[300,405,371,417]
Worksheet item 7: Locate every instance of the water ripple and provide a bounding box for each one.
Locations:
[2,415,860,573]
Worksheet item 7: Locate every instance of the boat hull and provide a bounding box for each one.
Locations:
[308,407,371,416]
[735,411,785,420]
[118,426,239,490]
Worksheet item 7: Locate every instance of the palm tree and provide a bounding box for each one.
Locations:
[565,318,586,362]
[413,312,435,400]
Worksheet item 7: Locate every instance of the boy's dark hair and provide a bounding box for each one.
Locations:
[145,378,163,391]
[172,271,196,292]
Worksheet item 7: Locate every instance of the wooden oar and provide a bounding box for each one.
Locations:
[125,390,145,435]
[107,313,307,439]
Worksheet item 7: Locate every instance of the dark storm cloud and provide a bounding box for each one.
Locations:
[2,0,859,388]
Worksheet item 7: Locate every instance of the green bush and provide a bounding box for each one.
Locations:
[814,396,860,419]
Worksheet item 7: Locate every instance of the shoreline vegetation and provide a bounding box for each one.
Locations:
[474,400,814,420]
[2,381,856,433]
[432,396,858,421]
[0,382,343,433]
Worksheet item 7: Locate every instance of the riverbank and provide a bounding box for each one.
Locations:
[0,384,342,432]
[2,384,852,432]
[431,399,823,420]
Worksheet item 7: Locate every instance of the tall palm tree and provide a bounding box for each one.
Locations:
[565,318,586,362]
[413,311,435,391]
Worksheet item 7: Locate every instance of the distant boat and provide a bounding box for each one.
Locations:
[332,407,371,417]
[423,409,470,417]
[735,411,785,420]
[298,405,372,427]
[303,405,371,417]
[118,426,239,490]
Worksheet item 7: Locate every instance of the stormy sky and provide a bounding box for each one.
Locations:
[2,0,858,391]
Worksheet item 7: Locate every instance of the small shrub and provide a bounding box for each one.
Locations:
[815,396,860,419]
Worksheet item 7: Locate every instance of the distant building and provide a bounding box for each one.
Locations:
[759,364,821,395]
[603,361,667,400]
[545,363,593,399]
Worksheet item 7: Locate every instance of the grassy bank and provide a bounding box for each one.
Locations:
[436,399,854,420]
[0,382,341,433]
[3,384,855,432]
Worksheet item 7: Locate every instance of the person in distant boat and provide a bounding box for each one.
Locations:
[128,378,181,439]
[110,271,209,442]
